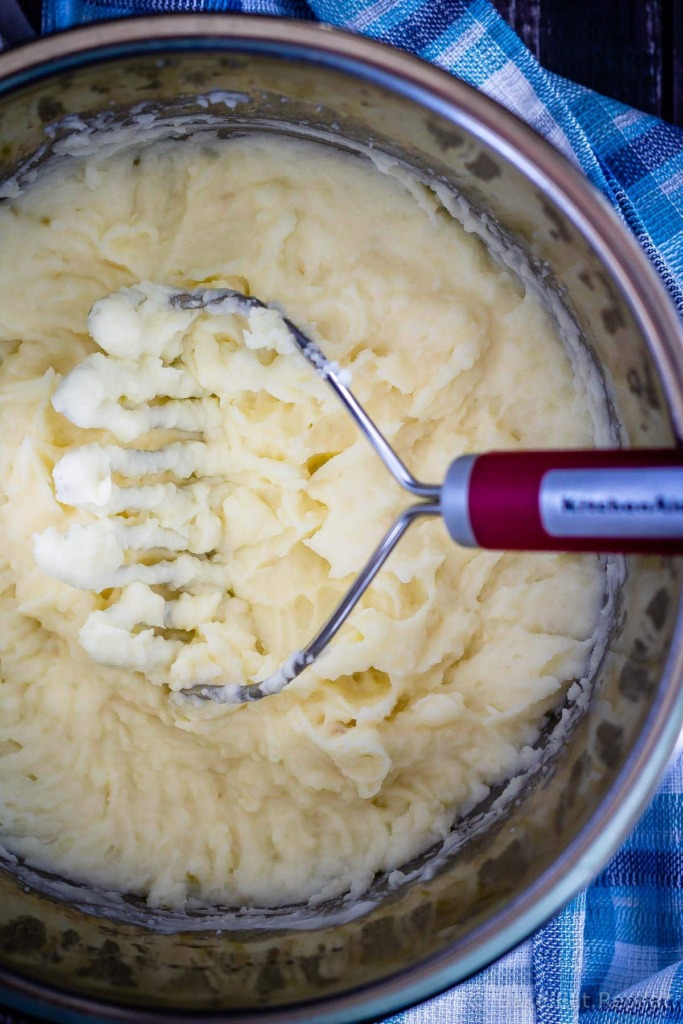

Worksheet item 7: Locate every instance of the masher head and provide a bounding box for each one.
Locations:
[35,283,440,707]
[167,287,441,705]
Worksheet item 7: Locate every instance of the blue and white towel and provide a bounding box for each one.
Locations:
[36,1,683,1020]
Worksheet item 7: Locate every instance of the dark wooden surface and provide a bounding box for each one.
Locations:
[492,0,683,125]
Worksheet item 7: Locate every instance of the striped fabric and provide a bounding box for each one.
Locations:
[37,0,683,1020]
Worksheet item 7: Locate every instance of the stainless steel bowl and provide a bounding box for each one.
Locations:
[0,17,682,1023]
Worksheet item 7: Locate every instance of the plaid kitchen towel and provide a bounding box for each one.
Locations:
[35,0,683,1021]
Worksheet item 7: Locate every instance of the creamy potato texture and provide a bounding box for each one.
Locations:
[0,137,605,908]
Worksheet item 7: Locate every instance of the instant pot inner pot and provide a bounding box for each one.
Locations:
[0,44,679,1016]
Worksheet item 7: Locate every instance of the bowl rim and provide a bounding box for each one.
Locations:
[0,15,682,1024]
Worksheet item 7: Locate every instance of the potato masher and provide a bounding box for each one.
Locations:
[168,289,683,706]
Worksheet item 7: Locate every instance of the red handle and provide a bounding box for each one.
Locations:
[442,449,683,554]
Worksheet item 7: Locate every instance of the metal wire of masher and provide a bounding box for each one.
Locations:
[172,289,441,705]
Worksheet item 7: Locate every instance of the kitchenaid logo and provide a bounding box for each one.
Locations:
[540,467,683,538]
[561,494,683,515]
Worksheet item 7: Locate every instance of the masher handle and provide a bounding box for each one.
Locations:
[442,449,683,554]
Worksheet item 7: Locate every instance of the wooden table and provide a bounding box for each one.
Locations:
[492,0,682,125]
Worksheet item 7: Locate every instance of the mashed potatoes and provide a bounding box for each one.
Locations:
[0,136,605,908]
